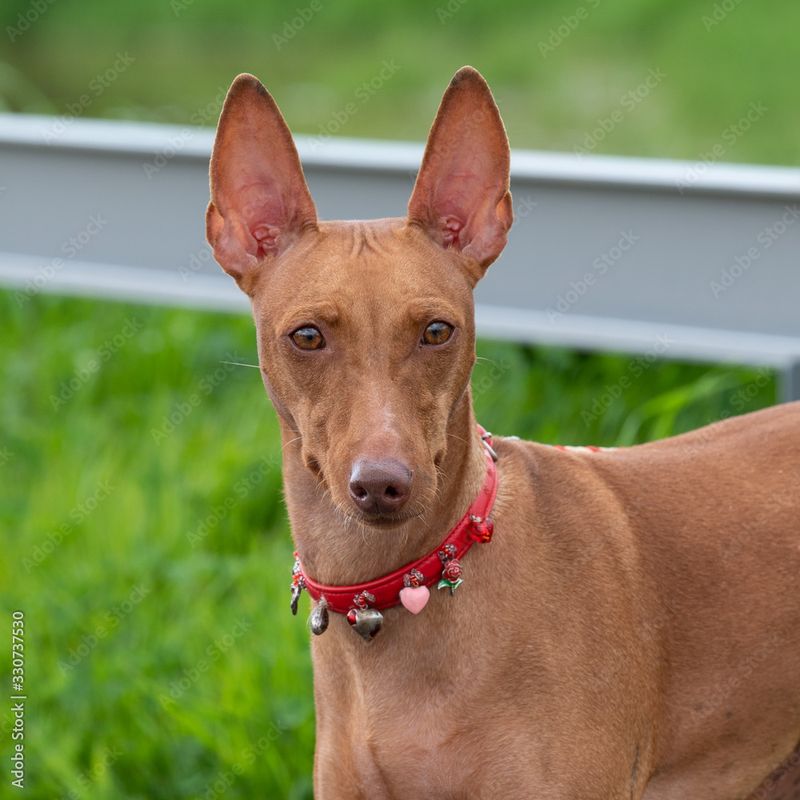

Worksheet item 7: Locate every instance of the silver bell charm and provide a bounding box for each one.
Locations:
[346,607,384,640]
[346,591,383,641]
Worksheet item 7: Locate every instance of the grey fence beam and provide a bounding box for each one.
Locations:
[1,113,799,399]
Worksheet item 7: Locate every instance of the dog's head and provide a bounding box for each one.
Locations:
[207,67,512,527]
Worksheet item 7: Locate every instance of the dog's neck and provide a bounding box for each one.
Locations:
[280,391,488,586]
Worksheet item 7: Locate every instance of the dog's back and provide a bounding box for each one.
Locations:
[504,402,800,798]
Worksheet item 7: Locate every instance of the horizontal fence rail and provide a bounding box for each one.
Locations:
[1,113,799,399]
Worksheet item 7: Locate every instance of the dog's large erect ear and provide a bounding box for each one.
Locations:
[207,74,317,289]
[408,66,513,279]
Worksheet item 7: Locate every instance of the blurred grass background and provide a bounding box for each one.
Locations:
[0,0,791,797]
[1,0,799,162]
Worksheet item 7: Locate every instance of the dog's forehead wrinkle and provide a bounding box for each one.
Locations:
[274,246,467,336]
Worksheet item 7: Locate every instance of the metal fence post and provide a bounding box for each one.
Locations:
[780,361,800,403]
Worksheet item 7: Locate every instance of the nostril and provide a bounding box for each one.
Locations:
[349,459,413,514]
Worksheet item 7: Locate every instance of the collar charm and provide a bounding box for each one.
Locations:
[346,591,383,640]
[437,545,464,595]
[290,553,306,616]
[399,568,430,615]
[289,426,499,642]
[469,514,494,543]
[309,596,329,636]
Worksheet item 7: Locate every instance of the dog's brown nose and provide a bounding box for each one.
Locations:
[348,459,412,516]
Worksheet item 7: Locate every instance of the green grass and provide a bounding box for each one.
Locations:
[0,1,790,795]
[1,0,799,164]
[0,290,775,798]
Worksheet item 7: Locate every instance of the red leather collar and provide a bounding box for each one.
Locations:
[295,428,499,615]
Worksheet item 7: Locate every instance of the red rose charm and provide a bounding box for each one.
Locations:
[437,556,464,596]
[443,558,462,582]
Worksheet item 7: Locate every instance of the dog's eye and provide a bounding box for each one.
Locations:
[290,326,325,351]
[421,321,454,346]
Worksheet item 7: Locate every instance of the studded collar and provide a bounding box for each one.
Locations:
[289,427,499,639]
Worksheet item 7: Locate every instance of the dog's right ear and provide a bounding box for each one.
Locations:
[207,74,317,292]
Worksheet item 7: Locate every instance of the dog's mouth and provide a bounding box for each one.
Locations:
[344,508,425,529]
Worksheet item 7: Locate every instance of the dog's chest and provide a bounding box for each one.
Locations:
[351,729,461,796]
[317,684,537,799]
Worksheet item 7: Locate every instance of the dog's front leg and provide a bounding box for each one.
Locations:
[313,734,388,800]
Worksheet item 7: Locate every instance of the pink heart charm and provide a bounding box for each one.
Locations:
[399,585,430,615]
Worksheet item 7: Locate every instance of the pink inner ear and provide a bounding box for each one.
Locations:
[407,68,512,272]
[237,183,291,256]
[252,224,280,255]
[441,215,464,248]
[429,166,487,251]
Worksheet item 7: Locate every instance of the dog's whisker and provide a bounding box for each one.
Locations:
[220,360,261,369]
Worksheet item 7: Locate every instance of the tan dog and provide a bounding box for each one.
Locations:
[206,67,800,799]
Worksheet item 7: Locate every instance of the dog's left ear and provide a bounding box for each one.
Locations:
[408,66,513,281]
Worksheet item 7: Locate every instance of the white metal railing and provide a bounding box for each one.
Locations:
[1,113,799,399]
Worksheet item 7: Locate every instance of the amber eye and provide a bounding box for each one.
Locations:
[290,326,325,351]
[421,321,454,346]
